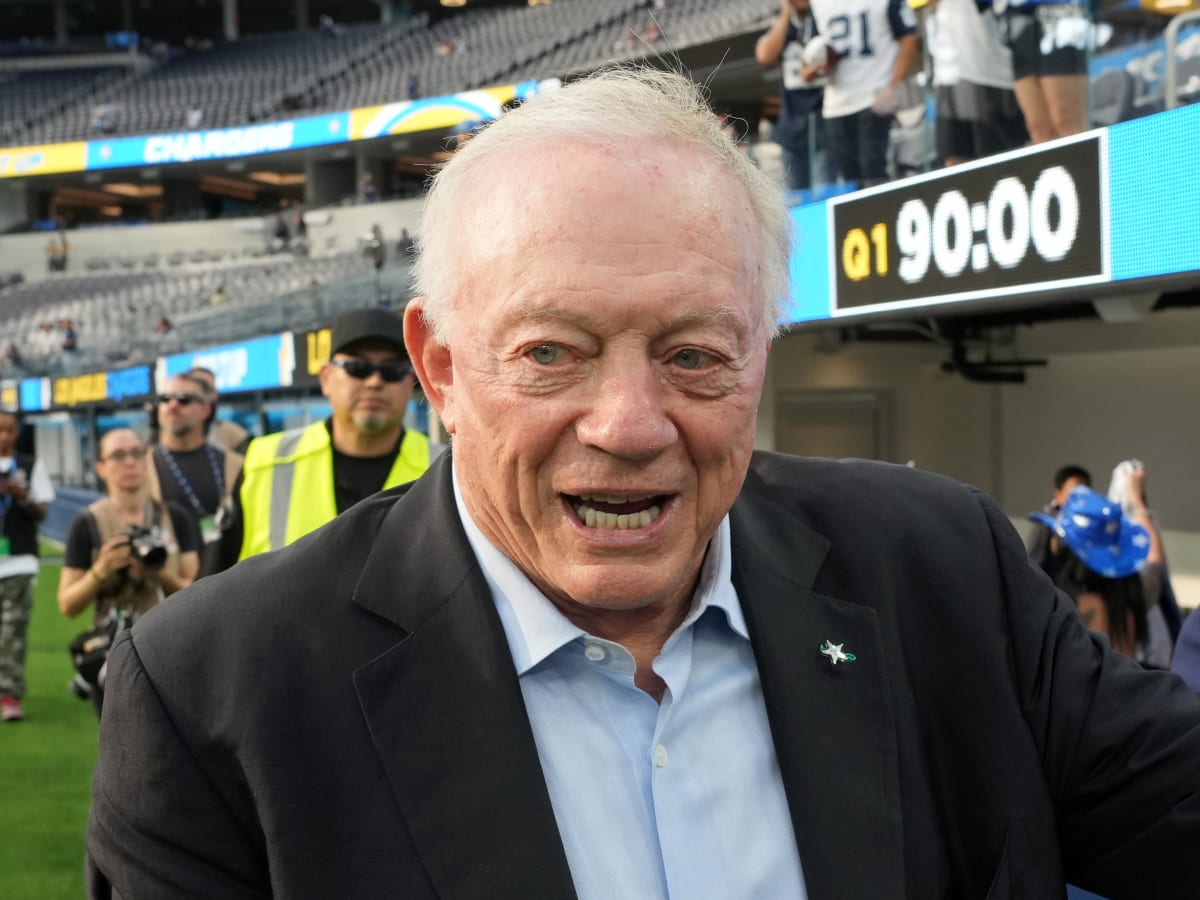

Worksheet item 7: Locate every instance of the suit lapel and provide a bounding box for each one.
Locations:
[350,457,577,900]
[731,485,905,900]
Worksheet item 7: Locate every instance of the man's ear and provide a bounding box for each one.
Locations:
[317,359,333,400]
[404,298,456,435]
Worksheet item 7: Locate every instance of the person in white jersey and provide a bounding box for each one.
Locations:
[809,0,919,186]
[919,0,1028,165]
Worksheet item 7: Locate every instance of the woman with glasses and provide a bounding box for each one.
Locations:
[57,428,201,711]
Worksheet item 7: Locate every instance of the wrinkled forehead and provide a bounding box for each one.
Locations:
[451,138,760,298]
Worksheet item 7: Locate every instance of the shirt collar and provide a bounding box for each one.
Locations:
[451,464,748,677]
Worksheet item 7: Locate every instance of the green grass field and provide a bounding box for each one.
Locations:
[0,562,100,900]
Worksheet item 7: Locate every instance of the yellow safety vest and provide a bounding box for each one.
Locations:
[238,421,434,561]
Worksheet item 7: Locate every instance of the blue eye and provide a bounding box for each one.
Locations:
[529,345,561,365]
[672,349,705,369]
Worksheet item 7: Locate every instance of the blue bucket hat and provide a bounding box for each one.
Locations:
[1029,486,1150,578]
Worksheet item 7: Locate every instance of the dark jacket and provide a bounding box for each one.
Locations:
[88,451,1200,899]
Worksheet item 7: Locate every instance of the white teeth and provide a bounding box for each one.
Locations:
[578,491,657,504]
[574,503,662,531]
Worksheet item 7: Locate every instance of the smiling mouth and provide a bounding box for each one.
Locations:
[565,492,669,531]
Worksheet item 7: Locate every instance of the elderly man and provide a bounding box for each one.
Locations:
[204,306,436,573]
[89,70,1200,899]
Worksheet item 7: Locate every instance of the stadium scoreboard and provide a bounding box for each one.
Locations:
[785,103,1200,327]
[829,134,1107,317]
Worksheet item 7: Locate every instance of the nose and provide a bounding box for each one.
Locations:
[575,356,678,460]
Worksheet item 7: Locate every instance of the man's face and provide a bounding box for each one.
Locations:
[0,414,16,456]
[418,138,770,620]
[97,430,148,492]
[158,376,210,441]
[319,341,415,438]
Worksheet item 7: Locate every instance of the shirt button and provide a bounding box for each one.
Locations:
[583,643,607,663]
[654,744,668,768]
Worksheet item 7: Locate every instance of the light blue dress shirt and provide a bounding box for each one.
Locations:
[453,472,808,900]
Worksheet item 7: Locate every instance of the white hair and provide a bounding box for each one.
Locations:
[413,67,791,343]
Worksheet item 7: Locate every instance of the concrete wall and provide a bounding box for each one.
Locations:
[760,306,1200,607]
[763,332,1001,493]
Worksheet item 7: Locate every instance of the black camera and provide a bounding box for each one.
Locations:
[123,525,168,571]
[67,612,133,702]
[68,628,112,699]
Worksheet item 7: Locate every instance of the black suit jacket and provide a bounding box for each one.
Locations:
[88,452,1200,899]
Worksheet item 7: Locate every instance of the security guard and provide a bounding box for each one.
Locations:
[206,308,438,572]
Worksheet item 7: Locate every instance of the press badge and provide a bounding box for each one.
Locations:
[199,515,221,544]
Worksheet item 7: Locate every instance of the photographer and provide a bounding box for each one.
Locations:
[57,428,200,713]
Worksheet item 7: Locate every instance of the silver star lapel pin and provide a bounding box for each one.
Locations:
[819,640,856,665]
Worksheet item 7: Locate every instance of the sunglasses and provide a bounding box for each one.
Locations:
[102,447,148,463]
[328,357,412,383]
[158,392,204,406]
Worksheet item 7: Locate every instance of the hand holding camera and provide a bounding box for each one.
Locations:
[92,528,169,586]
[92,534,135,581]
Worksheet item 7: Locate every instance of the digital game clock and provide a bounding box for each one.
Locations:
[828,132,1110,317]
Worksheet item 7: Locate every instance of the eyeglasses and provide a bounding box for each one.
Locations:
[102,447,148,463]
[158,392,204,406]
[328,357,412,383]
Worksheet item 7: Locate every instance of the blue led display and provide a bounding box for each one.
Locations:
[106,365,152,402]
[161,335,293,394]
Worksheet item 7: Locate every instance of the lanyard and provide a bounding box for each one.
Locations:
[159,445,224,517]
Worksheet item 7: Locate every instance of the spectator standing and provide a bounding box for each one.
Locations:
[1026,462,1090,577]
[205,308,439,573]
[397,227,416,260]
[187,367,252,456]
[357,172,378,204]
[993,0,1092,142]
[1107,458,1183,642]
[1108,460,1177,665]
[46,237,65,272]
[208,284,227,306]
[809,0,919,186]
[0,410,55,722]
[60,319,78,353]
[922,0,1028,165]
[756,0,835,192]
[0,342,22,374]
[366,224,387,272]
[57,428,200,713]
[148,374,243,572]
[271,215,290,248]
[1032,483,1172,666]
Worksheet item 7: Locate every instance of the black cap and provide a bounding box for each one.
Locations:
[329,307,407,357]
